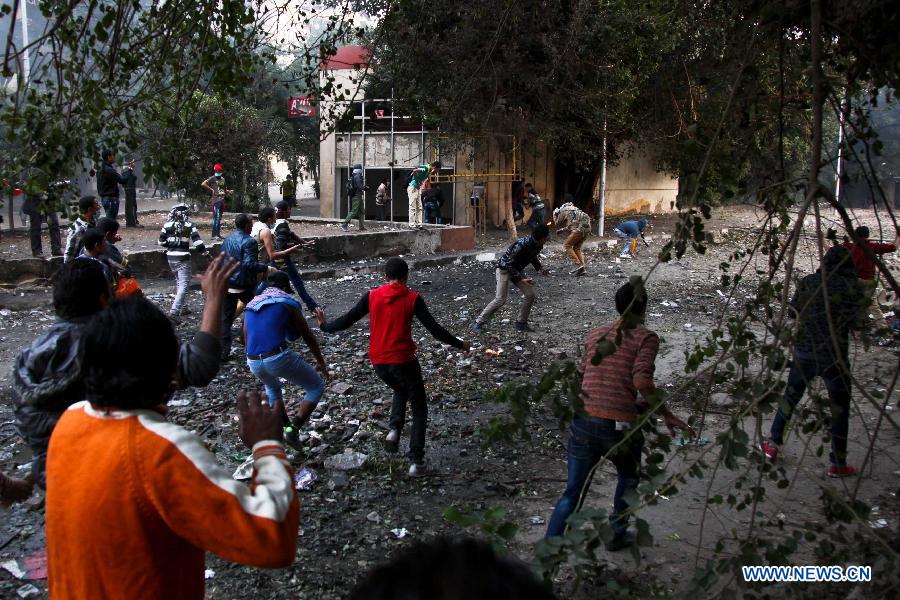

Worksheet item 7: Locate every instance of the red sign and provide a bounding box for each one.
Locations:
[287,96,316,118]
[374,109,385,118]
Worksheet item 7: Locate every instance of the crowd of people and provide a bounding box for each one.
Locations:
[2,163,897,597]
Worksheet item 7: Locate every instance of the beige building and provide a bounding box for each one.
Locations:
[318,46,678,229]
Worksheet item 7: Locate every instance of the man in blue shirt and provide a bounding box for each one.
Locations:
[220,214,277,360]
[244,272,328,449]
[612,218,649,259]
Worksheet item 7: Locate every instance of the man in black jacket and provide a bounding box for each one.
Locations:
[97,150,132,221]
[123,159,140,227]
[761,245,865,478]
[472,224,550,333]
[271,201,322,318]
[12,254,237,487]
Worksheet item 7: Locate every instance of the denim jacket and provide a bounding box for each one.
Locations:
[222,230,267,289]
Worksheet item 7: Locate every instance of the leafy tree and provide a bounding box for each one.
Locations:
[0,0,273,211]
[143,91,268,212]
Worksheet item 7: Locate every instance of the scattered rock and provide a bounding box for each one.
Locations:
[327,472,350,490]
[324,450,369,471]
[331,382,354,395]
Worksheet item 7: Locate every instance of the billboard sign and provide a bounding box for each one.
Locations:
[287,95,316,118]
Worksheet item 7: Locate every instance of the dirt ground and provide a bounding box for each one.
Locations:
[0,205,898,598]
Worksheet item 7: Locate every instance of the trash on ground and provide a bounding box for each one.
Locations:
[16,584,40,599]
[390,528,410,539]
[232,455,255,481]
[0,551,47,580]
[294,467,319,490]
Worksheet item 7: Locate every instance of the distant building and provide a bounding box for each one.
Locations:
[318,45,678,227]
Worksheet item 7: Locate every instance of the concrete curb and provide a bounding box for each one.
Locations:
[0,225,480,287]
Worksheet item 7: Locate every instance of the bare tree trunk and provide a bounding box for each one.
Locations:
[505,182,518,240]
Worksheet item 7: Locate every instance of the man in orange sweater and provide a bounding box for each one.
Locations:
[46,297,298,599]
[545,280,689,550]
[319,258,469,476]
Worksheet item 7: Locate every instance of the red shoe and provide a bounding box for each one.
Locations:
[760,440,779,461]
[827,464,857,478]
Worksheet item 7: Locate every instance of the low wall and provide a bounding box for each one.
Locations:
[0,221,475,286]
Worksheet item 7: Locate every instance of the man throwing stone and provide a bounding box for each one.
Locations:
[319,258,469,476]
[612,218,649,259]
[472,224,550,333]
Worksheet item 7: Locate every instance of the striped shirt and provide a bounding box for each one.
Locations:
[159,216,206,257]
[579,321,659,422]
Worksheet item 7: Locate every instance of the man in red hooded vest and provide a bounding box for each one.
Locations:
[319,258,469,476]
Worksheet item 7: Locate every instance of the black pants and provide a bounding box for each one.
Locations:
[221,288,254,360]
[770,351,852,465]
[24,209,61,256]
[124,189,138,226]
[375,204,387,222]
[373,360,427,464]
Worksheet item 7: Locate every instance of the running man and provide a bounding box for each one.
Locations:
[554,199,591,275]
[472,224,550,333]
[244,272,328,450]
[319,258,469,476]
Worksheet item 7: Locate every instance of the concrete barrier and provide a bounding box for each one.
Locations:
[0,223,475,286]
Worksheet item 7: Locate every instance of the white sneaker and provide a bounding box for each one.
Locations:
[384,429,400,453]
[619,254,633,259]
[408,462,426,477]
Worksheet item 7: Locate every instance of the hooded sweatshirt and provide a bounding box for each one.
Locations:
[159,206,206,257]
[368,283,418,363]
[350,165,365,197]
[791,246,864,359]
[321,282,465,364]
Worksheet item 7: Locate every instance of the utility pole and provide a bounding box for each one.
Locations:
[834,89,849,217]
[597,116,607,237]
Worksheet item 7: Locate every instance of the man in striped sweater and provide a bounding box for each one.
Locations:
[46,297,298,599]
[545,280,688,550]
[159,203,211,320]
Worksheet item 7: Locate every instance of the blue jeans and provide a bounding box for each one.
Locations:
[613,228,636,255]
[100,196,119,221]
[247,349,325,407]
[770,351,851,466]
[212,200,224,238]
[546,417,643,538]
[424,202,442,224]
[282,258,318,311]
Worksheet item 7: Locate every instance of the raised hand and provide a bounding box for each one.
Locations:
[237,390,284,448]
[197,252,238,299]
